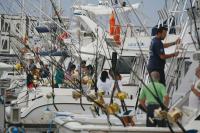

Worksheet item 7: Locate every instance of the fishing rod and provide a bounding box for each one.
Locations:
[48,0,65,112]
[94,28,99,94]
[49,0,67,30]
[126,0,150,36]
[48,0,79,63]
[78,29,85,111]
[189,32,198,50]
[189,0,200,48]
[0,2,9,14]
[50,46,59,111]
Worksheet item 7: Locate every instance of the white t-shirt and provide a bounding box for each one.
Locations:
[97,78,113,95]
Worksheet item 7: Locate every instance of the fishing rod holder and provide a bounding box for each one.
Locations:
[72,91,82,100]
[87,93,97,102]
[167,108,183,123]
[115,91,128,100]
[154,107,183,123]
[154,108,168,119]
[105,103,120,115]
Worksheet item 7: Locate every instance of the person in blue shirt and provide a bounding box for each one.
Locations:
[147,26,180,86]
[55,66,64,88]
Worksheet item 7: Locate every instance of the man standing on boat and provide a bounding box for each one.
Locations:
[147,26,180,86]
[139,71,169,127]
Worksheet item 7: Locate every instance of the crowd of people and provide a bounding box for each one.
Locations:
[22,57,97,89]
[25,58,50,89]
[54,60,95,88]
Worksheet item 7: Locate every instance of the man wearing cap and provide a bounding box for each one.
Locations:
[147,26,180,86]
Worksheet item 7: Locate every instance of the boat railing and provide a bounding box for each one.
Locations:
[165,0,197,96]
[157,0,196,37]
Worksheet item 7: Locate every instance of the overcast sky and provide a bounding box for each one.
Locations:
[0,0,165,26]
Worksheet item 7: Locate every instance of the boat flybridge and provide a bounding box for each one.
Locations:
[73,0,140,16]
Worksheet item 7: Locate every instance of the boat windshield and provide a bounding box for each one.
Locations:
[116,56,135,74]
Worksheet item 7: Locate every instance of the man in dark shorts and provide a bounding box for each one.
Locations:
[147,26,180,86]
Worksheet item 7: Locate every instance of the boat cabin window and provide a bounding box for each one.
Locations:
[1,21,10,32]
[116,56,135,74]
[2,40,8,49]
[0,39,9,52]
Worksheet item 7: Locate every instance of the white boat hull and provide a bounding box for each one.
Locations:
[11,86,137,124]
